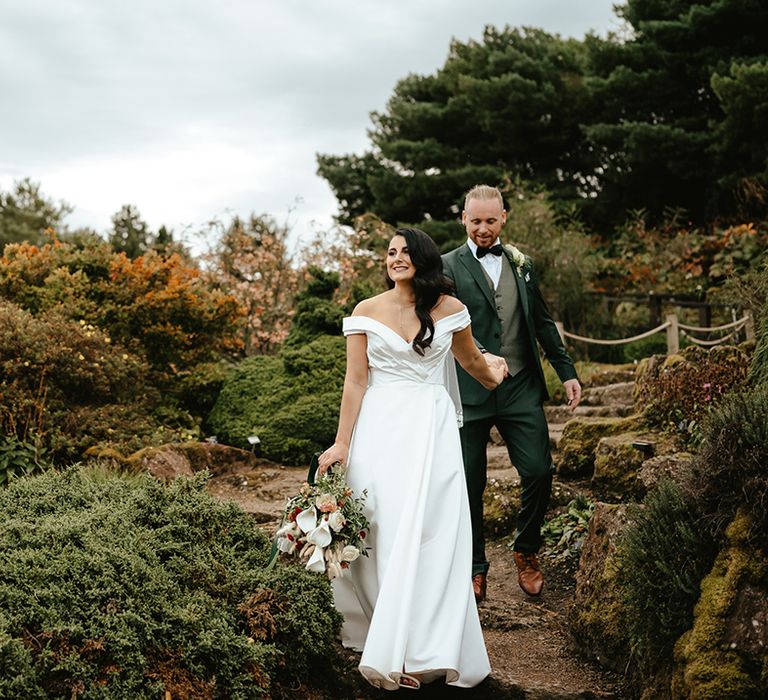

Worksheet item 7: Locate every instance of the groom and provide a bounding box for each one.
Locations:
[442,185,581,602]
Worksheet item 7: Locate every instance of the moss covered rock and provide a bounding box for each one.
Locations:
[557,415,644,478]
[672,512,768,699]
[569,502,631,671]
[592,432,678,501]
[483,477,521,539]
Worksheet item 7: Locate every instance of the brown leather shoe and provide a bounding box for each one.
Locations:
[472,573,487,603]
[513,551,543,597]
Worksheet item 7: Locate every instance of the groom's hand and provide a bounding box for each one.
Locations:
[483,353,509,378]
[563,379,582,410]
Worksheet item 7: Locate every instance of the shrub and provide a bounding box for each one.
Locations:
[749,309,768,386]
[0,435,48,486]
[688,388,768,546]
[208,336,346,465]
[0,467,342,698]
[616,479,717,680]
[0,240,243,381]
[636,344,751,437]
[0,301,162,462]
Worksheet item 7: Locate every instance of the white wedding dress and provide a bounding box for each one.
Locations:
[332,307,491,690]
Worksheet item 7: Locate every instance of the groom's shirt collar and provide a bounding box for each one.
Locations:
[466,237,502,288]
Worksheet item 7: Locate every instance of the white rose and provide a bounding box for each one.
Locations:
[341,545,360,562]
[328,511,346,532]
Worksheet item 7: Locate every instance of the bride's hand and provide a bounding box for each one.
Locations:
[317,442,348,476]
[484,353,508,385]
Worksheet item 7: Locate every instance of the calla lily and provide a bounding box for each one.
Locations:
[307,517,332,548]
[296,506,318,534]
[276,522,300,539]
[277,537,296,555]
[305,544,326,573]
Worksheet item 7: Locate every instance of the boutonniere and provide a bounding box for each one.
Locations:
[503,244,527,278]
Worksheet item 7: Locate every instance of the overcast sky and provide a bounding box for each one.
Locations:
[1,0,622,251]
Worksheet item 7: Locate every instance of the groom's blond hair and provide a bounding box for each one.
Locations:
[464,184,505,211]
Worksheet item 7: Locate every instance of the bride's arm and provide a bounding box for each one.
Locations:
[317,333,369,475]
[451,326,505,390]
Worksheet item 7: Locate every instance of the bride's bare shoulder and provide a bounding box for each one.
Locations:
[433,295,465,319]
[351,291,391,317]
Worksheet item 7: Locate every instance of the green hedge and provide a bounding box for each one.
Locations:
[208,335,346,465]
[0,468,341,698]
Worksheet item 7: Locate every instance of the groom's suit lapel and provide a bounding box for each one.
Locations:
[457,244,531,322]
[502,247,531,322]
[457,246,495,310]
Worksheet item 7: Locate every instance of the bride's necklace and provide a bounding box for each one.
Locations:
[398,301,415,341]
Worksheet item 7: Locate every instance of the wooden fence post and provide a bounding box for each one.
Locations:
[666,314,679,355]
[744,311,755,342]
[649,293,662,327]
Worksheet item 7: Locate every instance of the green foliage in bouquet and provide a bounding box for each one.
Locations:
[616,479,717,681]
[208,335,346,465]
[0,467,342,698]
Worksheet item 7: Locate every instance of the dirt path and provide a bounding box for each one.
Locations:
[207,459,624,699]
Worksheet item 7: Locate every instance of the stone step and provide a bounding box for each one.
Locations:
[580,382,635,408]
[545,403,635,424]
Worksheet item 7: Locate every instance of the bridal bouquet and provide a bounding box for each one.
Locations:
[275,464,369,580]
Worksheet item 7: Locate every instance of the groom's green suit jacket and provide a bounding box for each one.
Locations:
[442,244,577,406]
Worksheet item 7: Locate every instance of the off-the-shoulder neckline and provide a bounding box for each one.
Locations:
[345,308,468,345]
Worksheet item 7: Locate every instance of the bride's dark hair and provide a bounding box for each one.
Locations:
[387,227,455,356]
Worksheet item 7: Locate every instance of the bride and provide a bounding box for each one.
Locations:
[317,227,505,691]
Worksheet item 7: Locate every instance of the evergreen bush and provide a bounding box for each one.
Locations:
[208,337,346,465]
[0,468,341,698]
[689,388,768,546]
[616,479,716,681]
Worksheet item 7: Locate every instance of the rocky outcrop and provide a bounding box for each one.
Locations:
[557,415,644,478]
[672,512,768,699]
[637,451,694,493]
[592,432,679,501]
[126,442,267,481]
[569,502,631,671]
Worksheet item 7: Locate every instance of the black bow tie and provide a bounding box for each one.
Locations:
[476,244,503,259]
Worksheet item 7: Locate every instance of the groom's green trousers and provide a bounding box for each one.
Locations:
[459,366,553,577]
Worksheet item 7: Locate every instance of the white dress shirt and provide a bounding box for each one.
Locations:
[466,237,502,289]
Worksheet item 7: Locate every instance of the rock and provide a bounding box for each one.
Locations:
[557,415,644,478]
[126,442,268,481]
[592,432,678,501]
[637,452,694,493]
[581,382,635,408]
[584,365,636,388]
[483,476,521,539]
[569,502,631,671]
[672,511,768,698]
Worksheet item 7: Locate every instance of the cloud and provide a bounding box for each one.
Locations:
[0,0,621,243]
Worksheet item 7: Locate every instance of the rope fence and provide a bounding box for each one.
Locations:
[556,312,754,356]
